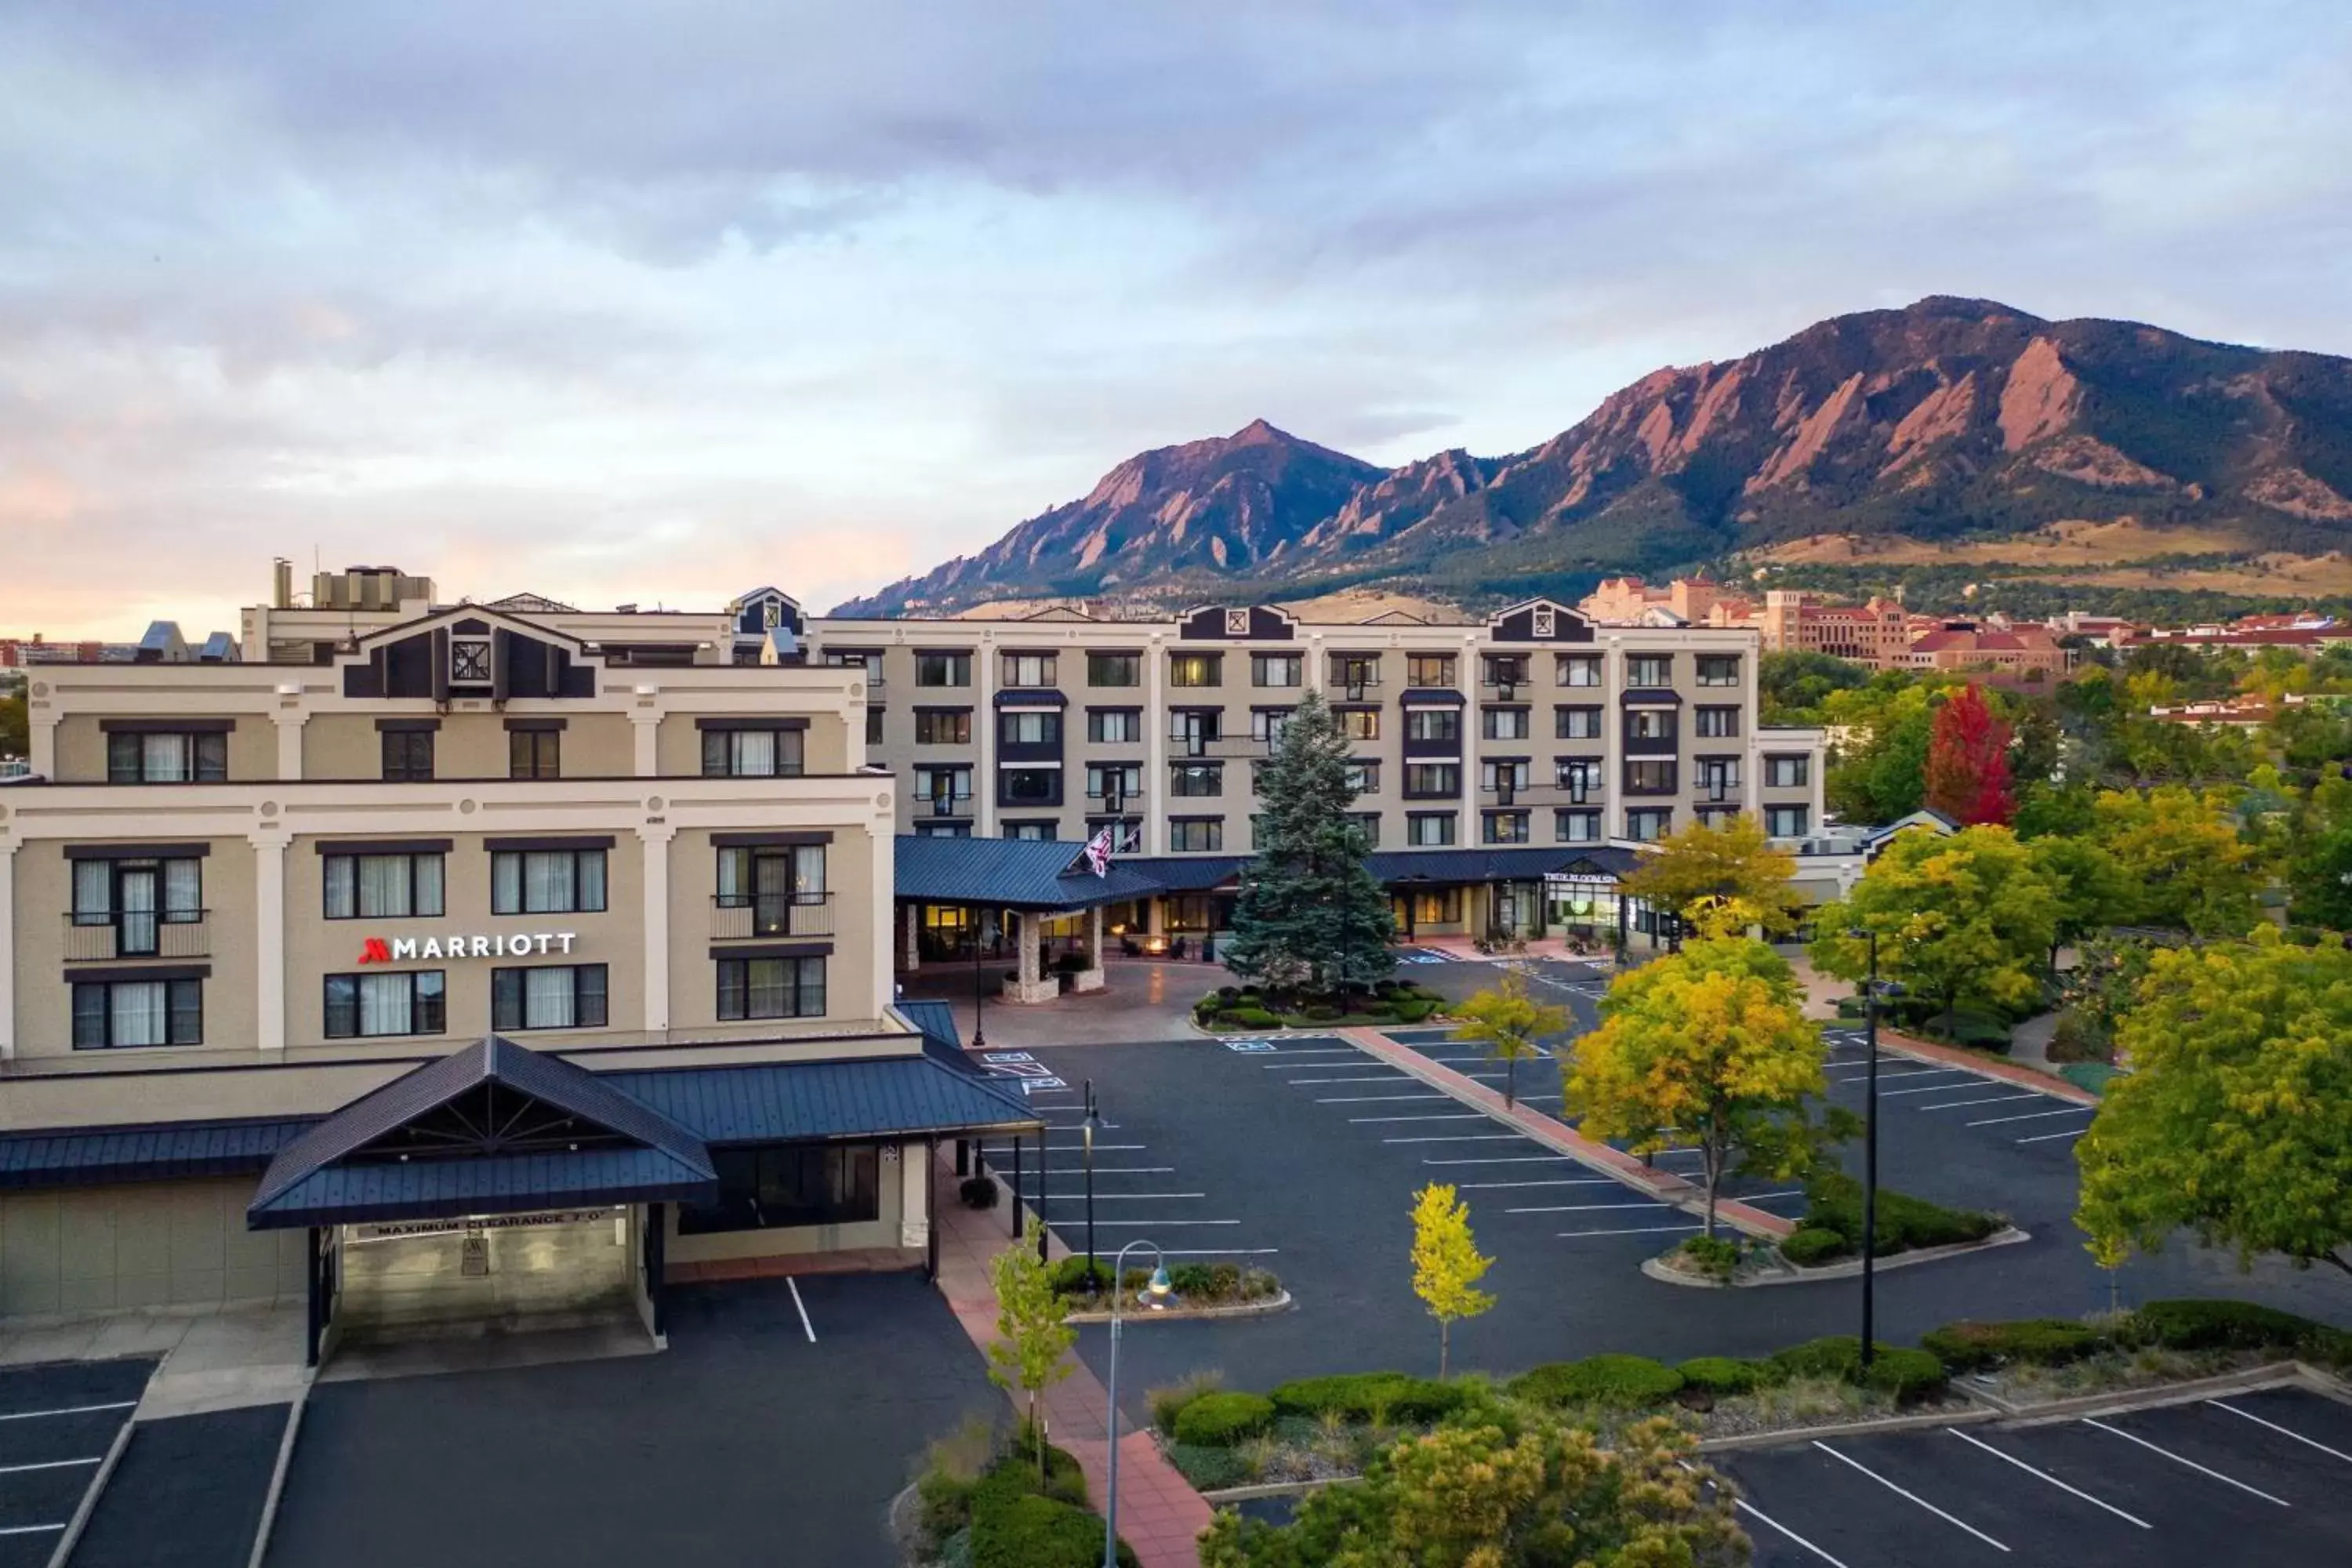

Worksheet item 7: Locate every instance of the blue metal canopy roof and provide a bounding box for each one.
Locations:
[249,1146,715,1229]
[606,1054,1040,1145]
[893,834,1164,909]
[0,1117,310,1192]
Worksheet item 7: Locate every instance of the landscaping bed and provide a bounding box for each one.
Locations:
[1048,1256,1283,1319]
[1926,1298,2352,1409]
[906,1419,1138,1568]
[1194,978,1446,1032]
[1773,1171,2004,1269]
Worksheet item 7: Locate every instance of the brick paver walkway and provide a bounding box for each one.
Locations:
[931,1146,1215,1567]
[1340,1027,1797,1240]
[1871,1027,2102,1106]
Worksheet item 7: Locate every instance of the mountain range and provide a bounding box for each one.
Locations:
[833,297,2352,617]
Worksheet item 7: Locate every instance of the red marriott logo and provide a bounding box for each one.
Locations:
[358,938,393,965]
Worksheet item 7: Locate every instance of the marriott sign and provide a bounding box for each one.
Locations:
[358,933,579,964]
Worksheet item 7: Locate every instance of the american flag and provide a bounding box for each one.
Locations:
[1083,825,1115,877]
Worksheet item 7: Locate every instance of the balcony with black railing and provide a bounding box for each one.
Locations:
[710,891,836,942]
[914,792,975,819]
[64,911,211,962]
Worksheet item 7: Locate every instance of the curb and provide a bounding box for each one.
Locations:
[1064,1290,1294,1326]
[45,1414,136,1568]
[245,1389,310,1568]
[1748,1226,2033,1287]
[1693,1401,2000,1454]
[1989,1360,2305,1426]
[1198,1475,1355,1504]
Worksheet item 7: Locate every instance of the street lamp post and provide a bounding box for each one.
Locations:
[1103,1241,1173,1568]
[971,906,989,1050]
[1082,1080,1099,1285]
[1849,928,1904,1372]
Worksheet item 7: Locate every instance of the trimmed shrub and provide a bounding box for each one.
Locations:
[1168,1263,1217,1297]
[1678,1235,1740,1280]
[959,1177,1000,1210]
[1861,1347,1947,1403]
[1240,1267,1281,1300]
[1392,999,1439,1023]
[1167,1442,1252,1492]
[1675,1356,1769,1396]
[1804,1173,1998,1254]
[1227,1007,1283,1029]
[971,1494,1138,1568]
[1047,1257,1113,1297]
[1508,1355,1684,1408]
[1269,1372,1465,1425]
[2131,1299,2322,1353]
[1779,1227,1849,1267]
[1147,1370,1224,1436]
[1208,1261,1243,1298]
[1302,1004,1344,1022]
[1172,1391,1276,1447]
[1921,1319,2106,1372]
[1769,1336,1865,1381]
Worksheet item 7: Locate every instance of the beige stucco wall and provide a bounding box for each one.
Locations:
[665,824,883,1035]
[0,1178,307,1319]
[299,712,637,781]
[654,713,851,778]
[51,715,274,785]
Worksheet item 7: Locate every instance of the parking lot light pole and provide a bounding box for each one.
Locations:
[971,907,988,1050]
[1104,1242,1173,1568]
[1849,927,1904,1373]
[1082,1081,1099,1286]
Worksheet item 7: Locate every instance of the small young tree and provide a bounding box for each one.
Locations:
[1620,812,1803,938]
[1565,938,1829,1238]
[985,1243,1077,1481]
[1224,689,1394,1000]
[1450,967,1569,1109]
[1924,684,2016,826]
[1409,1183,1494,1378]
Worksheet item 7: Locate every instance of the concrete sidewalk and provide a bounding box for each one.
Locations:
[930,1147,1214,1568]
[0,1302,310,1418]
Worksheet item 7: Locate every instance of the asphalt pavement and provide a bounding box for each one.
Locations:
[0,1357,151,1568]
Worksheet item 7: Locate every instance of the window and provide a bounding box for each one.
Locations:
[679,1144,877,1234]
[1482,811,1530,845]
[324,851,445,920]
[1697,655,1740,687]
[490,964,608,1031]
[1250,708,1294,747]
[1168,709,1221,753]
[1626,708,1676,742]
[1169,818,1223,851]
[1555,759,1602,802]
[915,710,971,745]
[1482,707,1530,740]
[865,706,884,746]
[1086,818,1143,854]
[915,822,971,838]
[1767,755,1812,788]
[914,652,971,687]
[999,767,1060,805]
[717,955,827,1021]
[1626,808,1673,842]
[1406,812,1457,847]
[1481,655,1529,689]
[1087,709,1142,743]
[1556,655,1602,688]
[1627,654,1672,688]
[1697,805,1742,828]
[1087,763,1142,803]
[492,848,608,915]
[1696,706,1740,739]
[914,766,973,813]
[71,856,203,955]
[1624,759,1678,794]
[717,845,826,935]
[450,637,492,684]
[381,730,434,782]
[508,729,561,779]
[1404,762,1460,797]
[822,649,882,684]
[1168,762,1222,797]
[1331,655,1380,691]
[1403,654,1455,688]
[1168,653,1221,688]
[1766,804,1811,837]
[1001,653,1057,688]
[701,728,805,777]
[1000,711,1061,746]
[1406,708,1460,743]
[1555,808,1602,844]
[1342,760,1380,793]
[1406,888,1462,925]
[324,971,446,1039]
[1482,760,1530,793]
[1346,811,1380,842]
[107,731,228,783]
[1555,706,1602,740]
[73,978,202,1048]
[1250,653,1302,688]
[1087,652,1141,688]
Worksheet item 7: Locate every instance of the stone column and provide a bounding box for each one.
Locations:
[1073,902,1106,993]
[976,635,998,839]
[1602,634,1624,840]
[902,902,921,973]
[30,711,58,779]
[639,823,674,1036]
[898,1140,931,1248]
[1144,630,1167,856]
[630,713,660,778]
[273,713,305,780]
[0,842,15,1061]
[1007,910,1058,1003]
[253,830,290,1054]
[869,819,894,1018]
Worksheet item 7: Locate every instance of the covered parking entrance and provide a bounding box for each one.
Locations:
[332,1204,641,1340]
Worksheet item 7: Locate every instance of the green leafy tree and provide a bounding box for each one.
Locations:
[2091,786,2263,936]
[1824,684,1937,824]
[1223,689,1394,998]
[1811,824,2059,1039]
[1449,967,1568,1109]
[2283,768,2352,931]
[2079,931,2352,1280]
[0,692,26,760]
[1409,1183,1494,1378]
[1620,811,1802,938]
[1759,648,1869,724]
[2029,834,2129,970]
[984,1243,1077,1481]
[1565,938,1830,1237]
[1199,1413,1746,1567]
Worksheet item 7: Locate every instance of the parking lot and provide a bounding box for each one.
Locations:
[0,1357,151,1568]
[69,1403,288,1568]
[1721,1386,2352,1566]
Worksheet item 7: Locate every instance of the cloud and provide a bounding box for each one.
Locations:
[1,1,2348,634]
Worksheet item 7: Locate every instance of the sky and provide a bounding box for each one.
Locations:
[3,2,2348,639]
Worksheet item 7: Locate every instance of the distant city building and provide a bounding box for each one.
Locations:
[1897,621,2075,680]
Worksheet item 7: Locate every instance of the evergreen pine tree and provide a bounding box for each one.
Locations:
[1224,690,1395,999]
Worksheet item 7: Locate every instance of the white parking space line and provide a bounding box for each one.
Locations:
[0,1456,102,1475]
[1875,1080,2002,1098]
[1255,1051,1366,1062]
[786,1276,816,1342]
[2207,1399,2352,1465]
[1827,1064,1953,1078]
[1349,1114,1487,1123]
[1946,1428,2151,1528]
[1505,1200,1672,1214]
[1384,1134,1526,1145]
[1967,1106,2096,1128]
[1314,1094,1450,1104]
[1731,1497,1856,1568]
[1456,1178,1622,1189]
[2082,1417,2291,1505]
[1283,1076,1410,1085]
[1917,1092,2048,1112]
[0,1401,137,1422]
[0,1524,67,1538]
[1810,1440,2010,1551]
[1420,1154,1579,1164]
[2016,1128,2089,1145]
[1558,1224,1701,1237]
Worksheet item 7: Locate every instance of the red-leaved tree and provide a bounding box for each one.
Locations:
[1924,684,2016,826]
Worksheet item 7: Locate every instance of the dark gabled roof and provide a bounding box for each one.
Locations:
[893,834,1164,909]
[1399,688,1466,706]
[249,1147,715,1229]
[605,1054,1040,1145]
[0,1117,312,1192]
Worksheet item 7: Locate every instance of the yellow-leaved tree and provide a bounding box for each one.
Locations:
[1409,1182,1494,1378]
[1450,967,1570,1109]
[1620,813,1804,939]
[1565,937,1833,1237]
